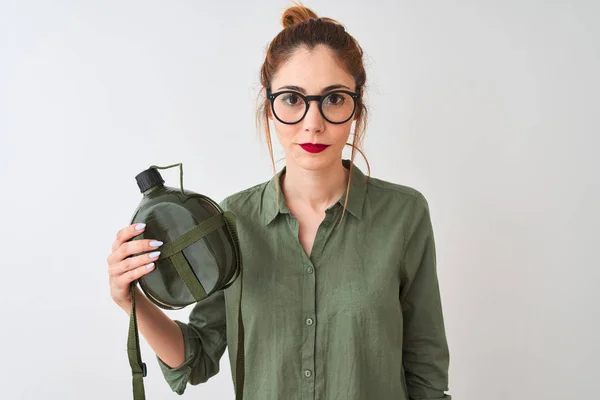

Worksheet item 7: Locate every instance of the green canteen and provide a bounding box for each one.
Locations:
[124,163,245,400]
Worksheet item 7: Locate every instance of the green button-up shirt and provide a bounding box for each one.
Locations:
[157,159,451,399]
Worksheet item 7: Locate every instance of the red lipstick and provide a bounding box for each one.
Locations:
[299,143,329,153]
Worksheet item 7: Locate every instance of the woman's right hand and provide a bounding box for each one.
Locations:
[106,223,163,307]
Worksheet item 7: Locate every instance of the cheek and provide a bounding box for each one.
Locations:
[332,125,352,146]
[273,122,297,145]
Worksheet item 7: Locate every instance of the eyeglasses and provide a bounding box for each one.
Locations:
[267,87,360,125]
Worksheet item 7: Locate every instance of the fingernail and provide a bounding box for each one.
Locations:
[135,223,146,231]
[146,262,155,270]
[148,251,161,259]
[149,240,163,248]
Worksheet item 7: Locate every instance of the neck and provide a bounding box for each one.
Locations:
[281,159,349,213]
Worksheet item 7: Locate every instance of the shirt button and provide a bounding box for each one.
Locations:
[307,266,314,274]
[304,369,312,378]
[322,220,330,227]
[306,318,314,326]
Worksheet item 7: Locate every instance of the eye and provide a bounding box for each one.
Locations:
[280,93,303,107]
[325,93,346,106]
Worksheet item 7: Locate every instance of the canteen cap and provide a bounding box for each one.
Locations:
[135,167,165,193]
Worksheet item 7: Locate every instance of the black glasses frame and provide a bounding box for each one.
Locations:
[266,87,360,125]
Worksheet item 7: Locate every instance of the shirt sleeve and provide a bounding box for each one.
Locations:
[156,198,230,395]
[156,279,228,394]
[399,193,452,400]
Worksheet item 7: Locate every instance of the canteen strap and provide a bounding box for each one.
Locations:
[158,212,227,259]
[170,252,207,302]
[126,275,245,400]
[157,212,229,302]
[235,252,245,399]
[220,211,242,290]
[222,210,245,399]
[127,283,147,400]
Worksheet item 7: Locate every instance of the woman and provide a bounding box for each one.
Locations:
[107,5,451,399]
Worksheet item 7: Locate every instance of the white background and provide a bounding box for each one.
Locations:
[1,0,599,399]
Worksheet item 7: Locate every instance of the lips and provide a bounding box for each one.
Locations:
[299,143,329,153]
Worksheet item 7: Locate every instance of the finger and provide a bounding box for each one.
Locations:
[108,235,161,266]
[111,249,161,276]
[113,223,147,252]
[121,262,157,284]
[110,238,162,269]
[115,234,162,262]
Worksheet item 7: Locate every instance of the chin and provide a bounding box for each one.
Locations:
[289,148,339,171]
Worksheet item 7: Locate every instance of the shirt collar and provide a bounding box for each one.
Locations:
[262,159,368,226]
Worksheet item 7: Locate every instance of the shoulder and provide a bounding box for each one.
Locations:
[218,180,269,212]
[364,175,434,239]
[365,175,430,211]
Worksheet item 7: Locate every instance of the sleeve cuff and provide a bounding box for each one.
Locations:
[156,320,197,395]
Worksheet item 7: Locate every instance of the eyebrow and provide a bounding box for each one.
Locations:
[276,84,352,94]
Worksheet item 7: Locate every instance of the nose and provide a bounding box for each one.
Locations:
[302,100,325,133]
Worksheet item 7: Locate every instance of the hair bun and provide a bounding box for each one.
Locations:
[281,5,318,29]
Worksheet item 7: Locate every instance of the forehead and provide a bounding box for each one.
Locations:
[271,45,355,91]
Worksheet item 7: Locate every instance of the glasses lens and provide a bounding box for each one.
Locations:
[273,92,306,123]
[322,92,355,123]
